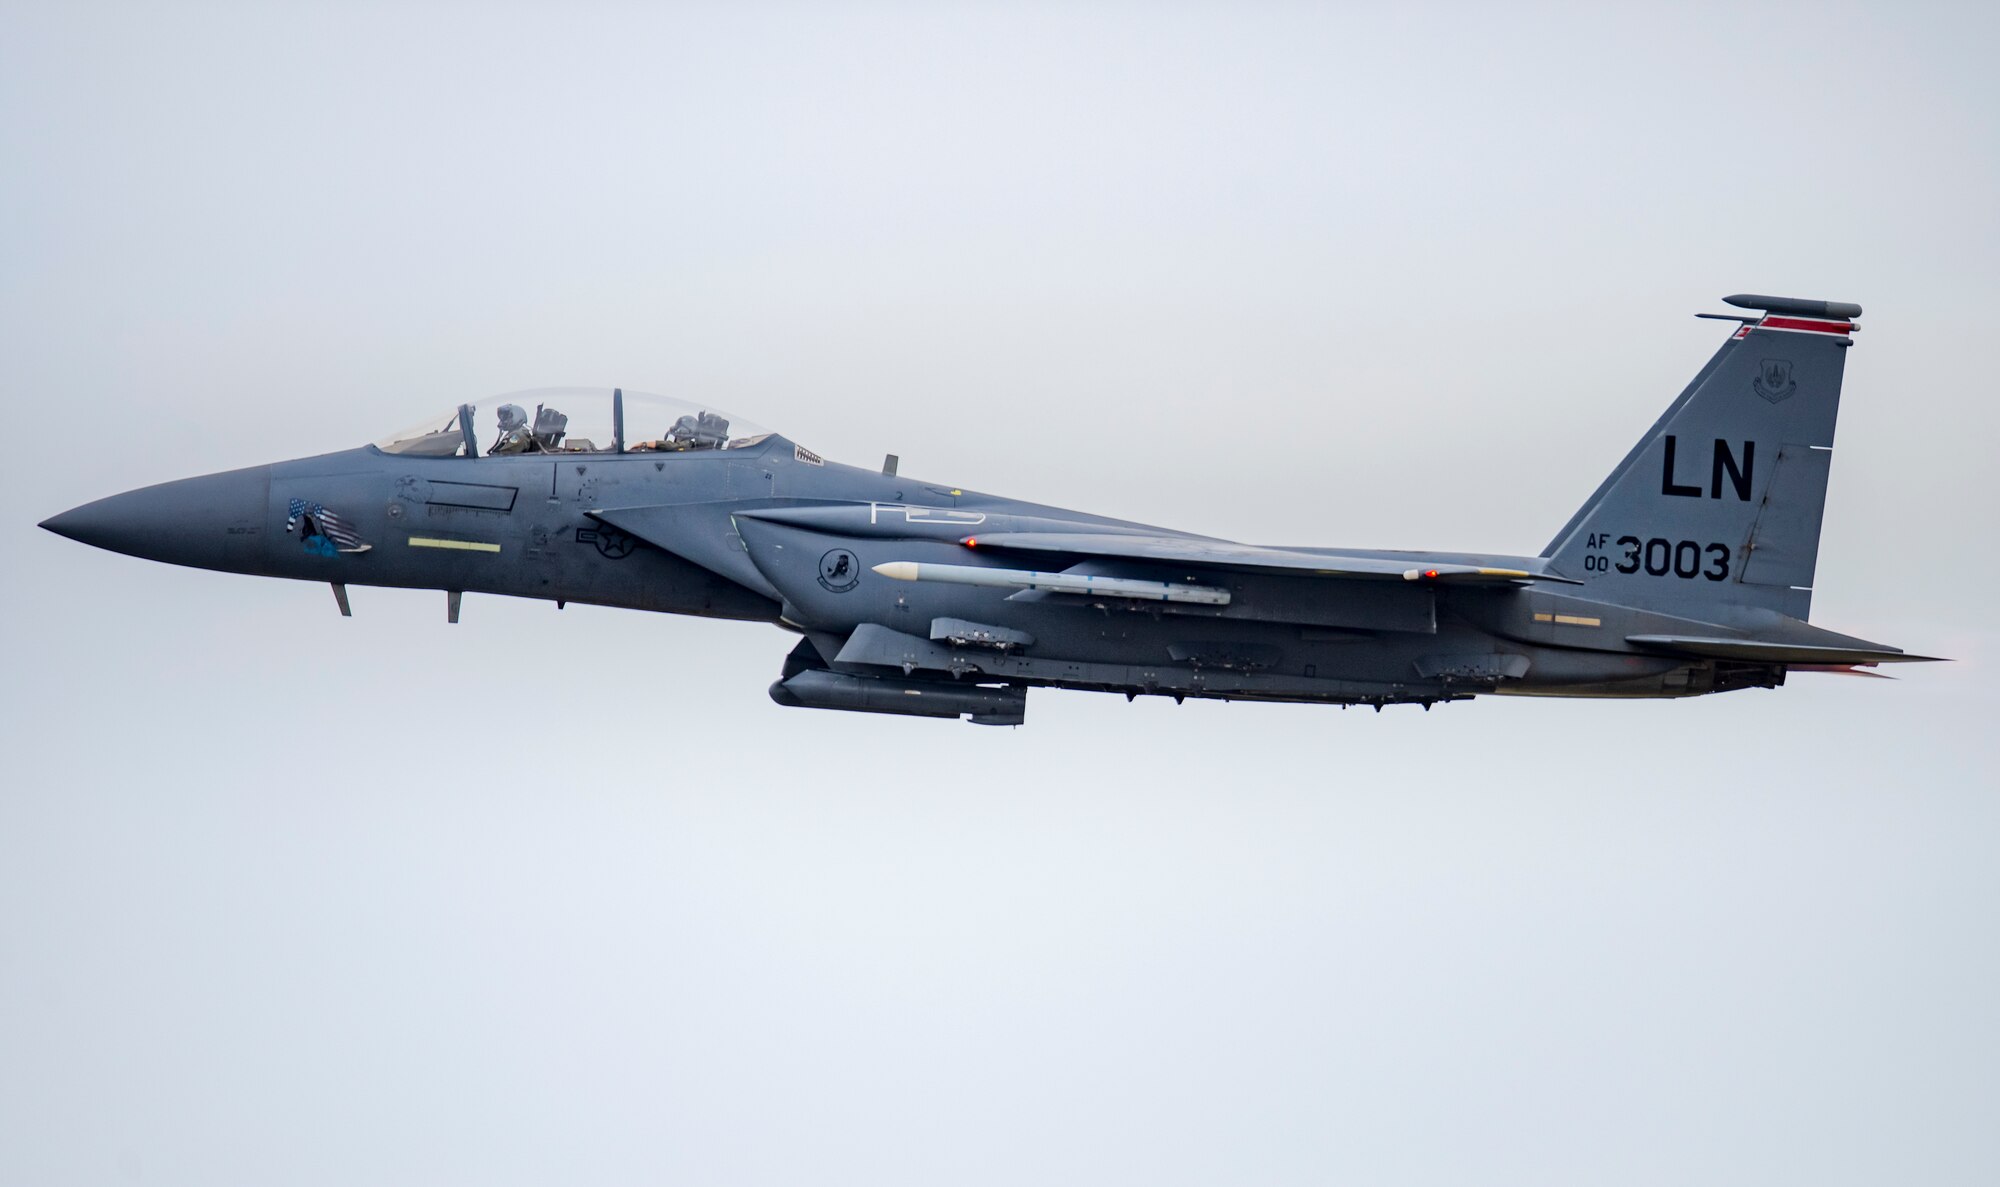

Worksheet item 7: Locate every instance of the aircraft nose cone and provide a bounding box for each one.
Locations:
[40,495,147,552]
[41,465,274,571]
[38,505,100,544]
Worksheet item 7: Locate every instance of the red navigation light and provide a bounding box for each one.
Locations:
[1424,569,1439,579]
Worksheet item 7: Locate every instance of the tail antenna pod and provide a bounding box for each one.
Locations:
[612,387,625,454]
[1721,293,1863,320]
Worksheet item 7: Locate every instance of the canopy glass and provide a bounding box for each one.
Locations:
[374,388,774,457]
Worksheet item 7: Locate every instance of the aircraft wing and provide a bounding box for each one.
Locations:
[962,531,1571,584]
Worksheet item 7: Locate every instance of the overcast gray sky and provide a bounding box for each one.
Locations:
[4,3,1997,1184]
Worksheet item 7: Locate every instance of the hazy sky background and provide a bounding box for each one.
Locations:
[3,3,1996,1184]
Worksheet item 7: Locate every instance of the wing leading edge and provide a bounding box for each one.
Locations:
[959,531,1579,584]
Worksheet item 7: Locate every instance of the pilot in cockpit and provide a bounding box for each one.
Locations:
[489,404,571,454]
[630,411,730,452]
[489,404,534,454]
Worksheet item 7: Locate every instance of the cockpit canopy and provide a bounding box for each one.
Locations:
[374,388,775,458]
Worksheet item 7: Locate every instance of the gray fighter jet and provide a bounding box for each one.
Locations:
[41,293,1938,726]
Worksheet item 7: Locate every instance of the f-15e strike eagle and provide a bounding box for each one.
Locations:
[42,293,1937,725]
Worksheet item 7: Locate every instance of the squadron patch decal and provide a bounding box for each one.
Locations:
[1752,358,1797,403]
[818,548,861,592]
[285,498,371,555]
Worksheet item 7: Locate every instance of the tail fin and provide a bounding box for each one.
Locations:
[1542,294,1861,621]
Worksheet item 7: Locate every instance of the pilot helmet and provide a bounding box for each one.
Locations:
[496,404,528,431]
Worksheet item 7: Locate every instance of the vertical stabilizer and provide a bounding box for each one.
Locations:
[1542,295,1860,620]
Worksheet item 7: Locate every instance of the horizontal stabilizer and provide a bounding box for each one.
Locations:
[1789,664,1897,679]
[1625,635,1943,665]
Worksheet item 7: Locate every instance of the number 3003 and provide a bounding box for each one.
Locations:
[1586,536,1729,580]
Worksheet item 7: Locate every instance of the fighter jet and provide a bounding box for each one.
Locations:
[41,293,1937,726]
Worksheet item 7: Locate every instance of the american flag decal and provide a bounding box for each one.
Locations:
[286,498,370,553]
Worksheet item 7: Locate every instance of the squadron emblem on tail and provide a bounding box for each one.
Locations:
[1753,357,1797,403]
